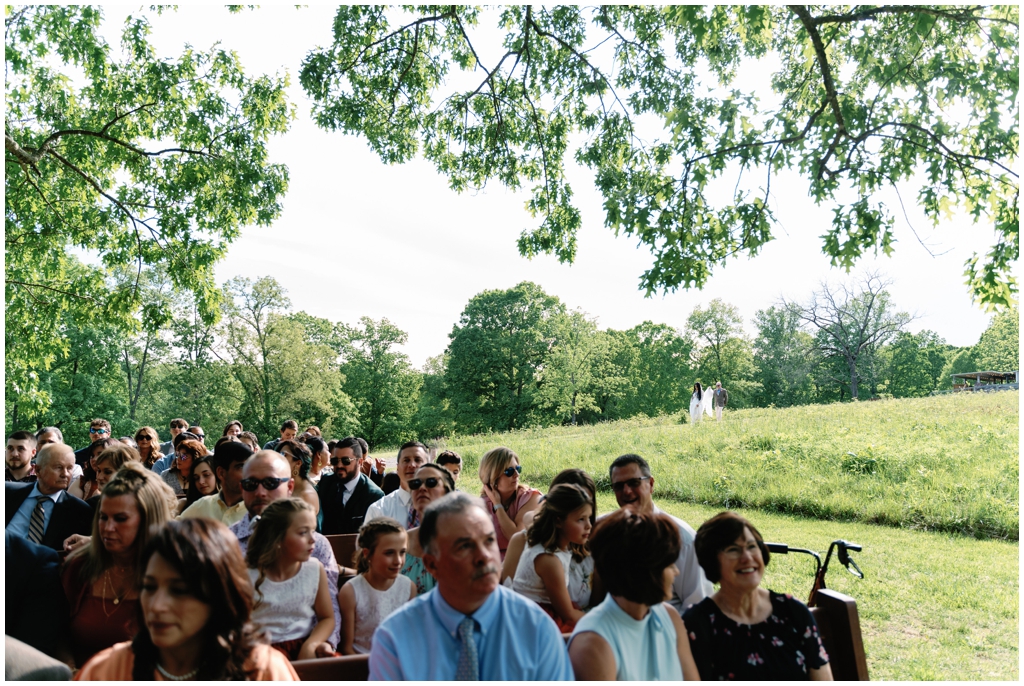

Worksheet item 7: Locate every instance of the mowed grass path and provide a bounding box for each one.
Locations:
[448,392,1019,539]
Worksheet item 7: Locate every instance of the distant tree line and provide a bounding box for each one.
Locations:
[5,268,1018,448]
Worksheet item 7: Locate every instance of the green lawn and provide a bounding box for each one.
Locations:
[422,392,1019,680]
[447,392,1019,539]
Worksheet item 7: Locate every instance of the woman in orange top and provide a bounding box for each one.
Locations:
[75,518,298,681]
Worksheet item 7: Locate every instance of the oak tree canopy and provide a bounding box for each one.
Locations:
[300,5,1018,307]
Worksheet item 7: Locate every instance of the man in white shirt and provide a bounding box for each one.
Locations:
[365,440,429,528]
[608,453,713,613]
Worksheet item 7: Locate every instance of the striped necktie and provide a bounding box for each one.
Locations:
[407,506,420,529]
[27,495,48,544]
[454,616,479,680]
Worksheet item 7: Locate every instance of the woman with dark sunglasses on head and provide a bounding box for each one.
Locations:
[478,446,542,560]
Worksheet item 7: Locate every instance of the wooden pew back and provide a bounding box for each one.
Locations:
[810,588,870,680]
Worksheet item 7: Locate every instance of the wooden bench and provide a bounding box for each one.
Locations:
[810,588,870,680]
[291,592,868,681]
[326,533,359,569]
[292,654,369,681]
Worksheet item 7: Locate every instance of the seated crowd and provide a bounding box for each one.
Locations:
[5,418,832,681]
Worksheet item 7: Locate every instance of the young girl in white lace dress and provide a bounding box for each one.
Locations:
[246,497,335,661]
[338,517,416,655]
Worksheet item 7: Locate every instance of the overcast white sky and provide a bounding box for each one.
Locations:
[105,5,1013,367]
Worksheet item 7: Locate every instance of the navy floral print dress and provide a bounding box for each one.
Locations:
[682,591,830,680]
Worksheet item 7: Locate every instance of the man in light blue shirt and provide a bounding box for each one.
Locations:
[369,492,573,680]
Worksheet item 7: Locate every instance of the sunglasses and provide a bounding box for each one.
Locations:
[611,476,651,492]
[502,465,522,478]
[240,476,291,492]
[194,434,205,440]
[89,428,109,435]
[330,456,357,466]
[408,477,442,491]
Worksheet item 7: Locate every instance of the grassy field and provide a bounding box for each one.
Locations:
[444,392,1019,539]
[405,392,1020,680]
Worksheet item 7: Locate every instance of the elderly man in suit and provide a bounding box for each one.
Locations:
[5,443,92,550]
[319,436,384,535]
[713,381,729,421]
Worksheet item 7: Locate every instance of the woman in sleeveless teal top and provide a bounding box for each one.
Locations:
[568,508,700,680]
[570,595,683,680]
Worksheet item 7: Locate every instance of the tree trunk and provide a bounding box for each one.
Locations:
[848,357,859,400]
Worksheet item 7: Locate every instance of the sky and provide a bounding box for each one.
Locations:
[102,5,1012,367]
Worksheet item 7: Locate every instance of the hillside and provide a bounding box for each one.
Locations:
[441,391,1019,539]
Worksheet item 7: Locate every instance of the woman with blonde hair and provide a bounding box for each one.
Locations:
[61,462,178,668]
[478,446,542,560]
[133,427,162,468]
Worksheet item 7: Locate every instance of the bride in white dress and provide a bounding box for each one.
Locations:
[689,382,713,424]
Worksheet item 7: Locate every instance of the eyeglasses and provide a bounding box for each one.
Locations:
[721,542,760,559]
[240,476,291,492]
[611,476,651,492]
[89,428,109,435]
[194,433,205,440]
[330,456,357,466]
[502,465,522,478]
[408,477,442,491]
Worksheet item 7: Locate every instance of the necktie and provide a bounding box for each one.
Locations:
[27,495,48,544]
[454,616,479,680]
[407,506,420,529]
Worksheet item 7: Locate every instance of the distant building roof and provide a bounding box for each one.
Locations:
[950,371,1018,382]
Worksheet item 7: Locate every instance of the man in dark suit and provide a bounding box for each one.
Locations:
[319,436,384,535]
[6,530,70,657]
[6,443,92,551]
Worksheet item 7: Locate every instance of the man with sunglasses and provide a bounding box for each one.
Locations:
[318,436,384,535]
[365,440,429,529]
[228,450,342,654]
[608,453,713,614]
[71,419,112,468]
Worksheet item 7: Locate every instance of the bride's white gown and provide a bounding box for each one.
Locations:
[689,391,713,423]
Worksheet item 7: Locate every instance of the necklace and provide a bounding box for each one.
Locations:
[101,568,130,617]
[155,663,199,681]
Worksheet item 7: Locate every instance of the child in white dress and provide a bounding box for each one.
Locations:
[246,497,335,661]
[511,483,594,631]
[338,517,416,655]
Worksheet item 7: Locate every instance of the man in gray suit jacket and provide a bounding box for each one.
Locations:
[714,381,729,421]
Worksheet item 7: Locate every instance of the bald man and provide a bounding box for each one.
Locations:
[6,444,91,550]
[228,450,342,654]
